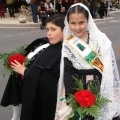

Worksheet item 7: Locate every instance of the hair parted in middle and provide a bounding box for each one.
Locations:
[67,5,89,22]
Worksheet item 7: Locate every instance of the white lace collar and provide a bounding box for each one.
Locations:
[63,33,102,70]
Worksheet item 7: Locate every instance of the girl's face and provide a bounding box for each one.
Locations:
[68,13,88,39]
[46,22,63,45]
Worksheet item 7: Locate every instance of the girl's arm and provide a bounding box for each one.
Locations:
[64,57,77,98]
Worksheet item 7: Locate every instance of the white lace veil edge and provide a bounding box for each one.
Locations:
[65,3,112,52]
[55,3,120,120]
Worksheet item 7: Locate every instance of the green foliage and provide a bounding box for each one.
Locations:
[87,80,100,94]
[117,4,120,9]
[73,76,84,90]
[67,95,78,109]
[83,105,100,118]
[24,57,31,66]
[66,77,110,119]
[95,94,111,108]
[68,111,75,119]
[15,45,27,55]
[0,45,27,77]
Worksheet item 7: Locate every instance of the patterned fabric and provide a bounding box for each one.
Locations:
[55,3,120,120]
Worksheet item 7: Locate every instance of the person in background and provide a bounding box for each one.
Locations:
[45,0,54,15]
[56,0,65,15]
[57,3,120,120]
[0,0,6,13]
[71,0,76,5]
[6,0,15,17]
[37,1,48,29]
[99,0,106,19]
[1,14,65,120]
[90,0,100,18]
[62,0,69,15]
[14,0,20,13]
[30,0,39,23]
[38,1,46,13]
[105,1,109,16]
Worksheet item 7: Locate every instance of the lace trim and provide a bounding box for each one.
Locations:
[97,47,120,120]
[63,33,102,70]
[63,35,120,120]
[55,3,120,120]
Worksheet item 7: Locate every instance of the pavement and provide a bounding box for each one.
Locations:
[0,12,39,28]
[0,9,120,28]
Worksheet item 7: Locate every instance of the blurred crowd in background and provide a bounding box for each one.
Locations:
[0,0,120,22]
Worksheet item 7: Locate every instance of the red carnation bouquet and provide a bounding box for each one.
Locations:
[74,90,95,108]
[0,45,28,77]
[8,54,25,67]
[64,77,111,119]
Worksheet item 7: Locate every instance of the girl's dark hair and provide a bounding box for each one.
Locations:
[67,5,89,22]
[45,14,65,30]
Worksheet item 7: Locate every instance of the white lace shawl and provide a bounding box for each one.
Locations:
[55,3,120,120]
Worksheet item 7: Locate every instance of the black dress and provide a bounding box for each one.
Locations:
[64,57,120,120]
[20,41,62,120]
[0,37,49,107]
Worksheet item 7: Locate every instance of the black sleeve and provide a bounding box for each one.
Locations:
[64,57,78,98]
[24,68,30,78]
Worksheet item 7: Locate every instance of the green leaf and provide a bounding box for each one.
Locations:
[76,107,85,119]
[95,94,111,107]
[72,76,84,90]
[84,105,100,118]
[87,80,100,94]
[0,45,27,77]
[67,111,75,119]
[67,96,78,109]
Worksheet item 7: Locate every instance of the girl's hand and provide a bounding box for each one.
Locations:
[11,60,26,76]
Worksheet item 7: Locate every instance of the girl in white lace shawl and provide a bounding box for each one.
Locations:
[55,3,120,120]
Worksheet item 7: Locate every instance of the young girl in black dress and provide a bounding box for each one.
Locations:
[56,3,120,120]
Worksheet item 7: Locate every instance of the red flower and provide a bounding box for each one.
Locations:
[74,90,95,108]
[8,54,26,80]
[8,54,25,66]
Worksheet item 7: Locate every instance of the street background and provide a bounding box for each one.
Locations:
[0,11,120,120]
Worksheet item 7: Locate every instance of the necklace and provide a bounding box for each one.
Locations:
[79,31,89,44]
[86,31,90,44]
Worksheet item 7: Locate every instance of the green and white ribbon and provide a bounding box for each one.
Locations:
[67,35,103,73]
